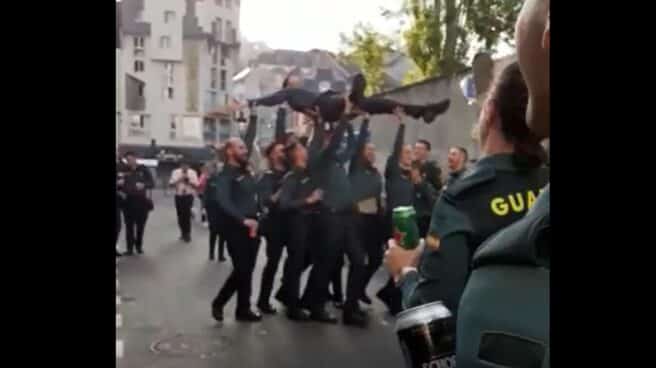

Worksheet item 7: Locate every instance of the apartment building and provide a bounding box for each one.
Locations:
[118,0,241,159]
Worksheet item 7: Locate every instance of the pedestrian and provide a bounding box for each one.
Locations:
[413,139,443,192]
[211,113,262,323]
[256,107,290,315]
[198,164,210,228]
[300,116,368,327]
[169,161,199,243]
[121,152,155,256]
[116,154,127,257]
[276,141,322,322]
[384,61,549,320]
[376,118,415,316]
[348,116,384,306]
[444,146,468,189]
[456,1,551,365]
[207,73,450,125]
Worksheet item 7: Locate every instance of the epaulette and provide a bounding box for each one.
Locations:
[445,165,496,199]
[282,171,294,181]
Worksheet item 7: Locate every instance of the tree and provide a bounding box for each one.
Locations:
[384,0,522,79]
[339,23,394,95]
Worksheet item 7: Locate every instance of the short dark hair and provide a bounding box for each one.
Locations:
[451,146,468,161]
[416,139,431,151]
[265,141,283,158]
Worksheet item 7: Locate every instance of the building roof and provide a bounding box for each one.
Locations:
[120,0,150,36]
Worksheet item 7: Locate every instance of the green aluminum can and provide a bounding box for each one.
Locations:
[392,206,420,250]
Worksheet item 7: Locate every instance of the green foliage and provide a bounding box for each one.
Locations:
[384,0,522,79]
[339,23,393,95]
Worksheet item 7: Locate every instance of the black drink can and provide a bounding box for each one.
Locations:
[395,301,456,368]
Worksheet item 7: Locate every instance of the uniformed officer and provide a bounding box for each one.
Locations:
[120,152,155,256]
[276,141,322,322]
[301,117,367,326]
[385,61,549,319]
[457,1,551,366]
[413,139,443,192]
[211,113,262,323]
[256,107,289,315]
[376,117,415,316]
[444,146,468,189]
[203,160,226,261]
[409,161,438,236]
[348,116,384,305]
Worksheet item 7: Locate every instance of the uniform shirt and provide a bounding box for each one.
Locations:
[456,185,550,368]
[398,154,549,314]
[279,168,322,215]
[444,169,466,189]
[257,167,287,217]
[413,180,438,220]
[385,124,414,214]
[121,164,155,198]
[420,160,443,192]
[214,163,259,224]
[349,118,383,215]
[308,118,354,213]
[169,168,199,196]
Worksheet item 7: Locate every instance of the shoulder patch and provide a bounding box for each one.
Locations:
[445,166,496,198]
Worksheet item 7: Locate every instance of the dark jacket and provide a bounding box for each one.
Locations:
[385,123,414,214]
[421,160,443,192]
[121,164,154,199]
[349,118,383,214]
[279,168,323,215]
[413,180,438,219]
[249,88,318,114]
[308,118,354,213]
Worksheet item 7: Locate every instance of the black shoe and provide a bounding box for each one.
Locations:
[286,308,311,322]
[116,251,122,257]
[209,254,215,261]
[333,300,344,310]
[211,306,224,322]
[376,287,402,316]
[274,289,289,308]
[360,294,372,305]
[257,303,277,315]
[136,248,143,255]
[310,309,338,324]
[349,73,366,105]
[343,310,368,328]
[219,256,227,262]
[124,250,134,256]
[422,99,451,124]
[236,310,262,322]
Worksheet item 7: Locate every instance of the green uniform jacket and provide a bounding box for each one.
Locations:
[456,185,550,368]
[398,154,549,314]
[349,118,383,213]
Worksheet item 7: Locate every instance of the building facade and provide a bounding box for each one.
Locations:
[117,0,241,157]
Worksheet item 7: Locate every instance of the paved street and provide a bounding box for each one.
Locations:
[116,190,405,368]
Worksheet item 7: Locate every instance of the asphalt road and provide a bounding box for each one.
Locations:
[116,190,406,368]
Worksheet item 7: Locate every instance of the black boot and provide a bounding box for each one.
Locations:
[310,308,338,324]
[236,310,262,322]
[257,303,277,315]
[211,305,224,323]
[343,308,368,328]
[286,308,310,322]
[422,99,451,124]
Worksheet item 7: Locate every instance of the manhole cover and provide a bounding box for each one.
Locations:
[151,334,233,359]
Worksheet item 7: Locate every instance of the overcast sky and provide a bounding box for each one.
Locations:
[240,0,402,52]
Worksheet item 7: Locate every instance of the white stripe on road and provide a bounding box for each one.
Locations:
[116,295,121,306]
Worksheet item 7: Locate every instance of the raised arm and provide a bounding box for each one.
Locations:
[245,112,258,159]
[323,118,350,160]
[215,172,245,225]
[275,108,287,142]
[385,123,405,178]
[308,120,324,166]
[335,120,356,164]
[349,117,370,175]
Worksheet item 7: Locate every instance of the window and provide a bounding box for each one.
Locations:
[220,70,227,90]
[215,18,223,41]
[224,94,230,105]
[134,60,145,72]
[211,46,218,64]
[170,115,179,139]
[165,63,174,85]
[226,0,232,9]
[215,0,223,5]
[159,36,171,49]
[210,68,218,89]
[138,84,144,97]
[164,11,175,23]
[133,37,145,49]
[167,87,174,99]
[226,21,232,42]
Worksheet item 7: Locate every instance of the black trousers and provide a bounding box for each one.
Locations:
[205,201,226,259]
[359,214,385,298]
[377,213,402,314]
[316,92,428,123]
[174,194,194,238]
[257,217,287,307]
[212,223,260,313]
[302,212,365,311]
[278,213,317,310]
[115,206,122,246]
[122,200,149,252]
